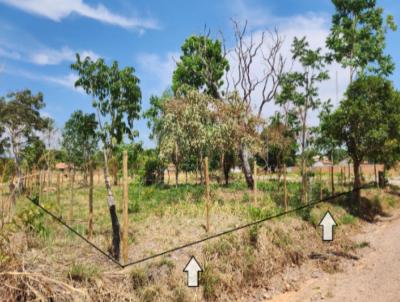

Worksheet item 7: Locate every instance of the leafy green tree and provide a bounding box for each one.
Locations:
[62,110,98,183]
[367,90,400,174]
[160,90,216,185]
[114,142,144,175]
[0,90,48,190]
[71,55,141,260]
[143,90,173,144]
[261,113,297,173]
[320,76,400,204]
[326,0,397,81]
[172,35,229,98]
[0,118,8,157]
[214,92,262,185]
[277,37,329,202]
[20,137,46,169]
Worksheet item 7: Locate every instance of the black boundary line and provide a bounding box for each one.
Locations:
[26,195,123,268]
[122,183,374,267]
[26,183,374,268]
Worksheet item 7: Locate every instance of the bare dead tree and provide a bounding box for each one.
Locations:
[225,19,286,188]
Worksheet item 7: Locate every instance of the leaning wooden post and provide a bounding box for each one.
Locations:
[56,172,61,217]
[283,164,288,211]
[122,151,129,264]
[331,165,335,195]
[204,157,210,233]
[253,161,257,204]
[88,162,94,240]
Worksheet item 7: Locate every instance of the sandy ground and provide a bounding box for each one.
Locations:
[269,204,400,302]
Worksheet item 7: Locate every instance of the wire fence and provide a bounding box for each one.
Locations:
[0,161,382,266]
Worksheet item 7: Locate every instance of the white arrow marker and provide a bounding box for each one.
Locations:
[319,211,337,241]
[183,256,203,287]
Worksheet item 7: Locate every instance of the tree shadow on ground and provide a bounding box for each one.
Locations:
[336,193,389,223]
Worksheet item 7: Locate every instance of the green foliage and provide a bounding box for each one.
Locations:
[62,110,98,168]
[159,90,217,180]
[272,228,293,248]
[71,55,141,148]
[130,268,150,289]
[340,213,357,225]
[320,76,400,168]
[327,0,397,79]
[68,263,99,282]
[143,157,161,186]
[203,235,238,257]
[20,137,46,169]
[143,90,173,142]
[277,37,329,124]
[200,263,219,301]
[0,90,48,175]
[128,200,141,214]
[18,204,51,239]
[261,113,297,171]
[114,142,144,173]
[277,37,329,198]
[172,35,229,98]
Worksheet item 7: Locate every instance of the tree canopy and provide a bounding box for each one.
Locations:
[320,76,400,202]
[327,0,397,80]
[62,110,98,169]
[172,35,229,98]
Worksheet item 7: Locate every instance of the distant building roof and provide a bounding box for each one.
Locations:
[338,158,352,166]
[55,162,73,170]
[312,161,325,168]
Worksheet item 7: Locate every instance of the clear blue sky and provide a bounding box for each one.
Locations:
[0,0,399,148]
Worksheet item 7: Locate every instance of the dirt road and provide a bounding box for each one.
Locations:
[270,209,400,302]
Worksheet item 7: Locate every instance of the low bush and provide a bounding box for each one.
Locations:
[68,263,99,282]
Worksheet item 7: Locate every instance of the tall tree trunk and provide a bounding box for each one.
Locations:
[239,144,254,189]
[175,165,179,186]
[223,158,230,186]
[352,159,361,206]
[199,153,204,185]
[220,153,225,185]
[102,148,120,260]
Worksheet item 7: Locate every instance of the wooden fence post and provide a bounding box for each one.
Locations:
[1,171,4,228]
[56,172,61,217]
[88,162,94,240]
[331,166,335,195]
[68,169,75,223]
[204,157,210,233]
[253,161,257,204]
[39,170,43,199]
[122,151,129,264]
[283,164,288,211]
[343,166,346,185]
[319,168,323,201]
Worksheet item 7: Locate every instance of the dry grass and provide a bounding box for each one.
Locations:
[1,173,399,301]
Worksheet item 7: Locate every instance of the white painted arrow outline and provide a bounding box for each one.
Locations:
[319,211,337,241]
[183,256,203,287]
